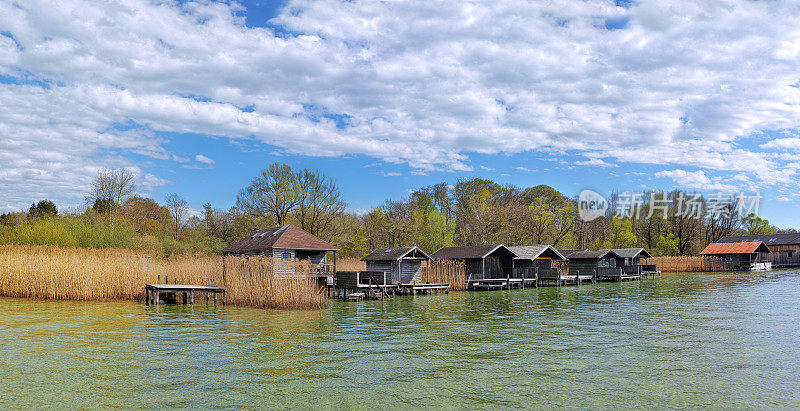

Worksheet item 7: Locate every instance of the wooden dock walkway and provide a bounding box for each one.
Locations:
[398,282,450,295]
[145,284,226,305]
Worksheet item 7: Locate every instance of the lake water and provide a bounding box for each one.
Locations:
[1,271,799,408]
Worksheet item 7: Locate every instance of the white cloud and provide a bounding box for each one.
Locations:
[195,154,215,165]
[654,169,734,190]
[575,158,618,168]
[1,0,800,207]
[516,166,535,172]
[760,137,800,150]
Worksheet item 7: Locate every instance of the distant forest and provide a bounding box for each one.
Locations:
[0,163,784,258]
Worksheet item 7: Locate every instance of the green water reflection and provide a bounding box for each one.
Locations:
[1,271,799,408]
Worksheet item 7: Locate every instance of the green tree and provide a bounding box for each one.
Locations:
[608,218,637,248]
[28,200,58,219]
[743,213,775,235]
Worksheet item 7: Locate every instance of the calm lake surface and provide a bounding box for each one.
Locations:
[2,271,799,409]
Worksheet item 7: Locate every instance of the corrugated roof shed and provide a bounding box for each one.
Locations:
[222,224,338,254]
[601,248,653,259]
[700,241,771,255]
[716,233,800,246]
[557,249,589,258]
[431,244,518,259]
[567,249,621,259]
[508,245,567,261]
[361,246,431,261]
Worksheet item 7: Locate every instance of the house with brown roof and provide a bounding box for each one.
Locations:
[361,246,431,284]
[222,224,339,276]
[699,241,772,271]
[431,244,518,280]
[715,233,800,267]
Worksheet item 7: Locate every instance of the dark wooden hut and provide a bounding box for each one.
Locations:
[431,244,518,281]
[715,233,800,267]
[509,245,567,268]
[605,248,653,266]
[699,241,772,271]
[360,246,431,284]
[221,224,338,276]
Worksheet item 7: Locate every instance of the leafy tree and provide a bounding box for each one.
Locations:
[28,200,58,219]
[743,213,776,235]
[92,198,116,215]
[654,233,680,256]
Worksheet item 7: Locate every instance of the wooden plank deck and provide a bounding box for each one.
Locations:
[145,284,226,305]
[398,283,450,295]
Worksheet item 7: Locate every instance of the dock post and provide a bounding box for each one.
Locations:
[222,291,226,305]
[155,291,160,305]
[213,293,216,305]
[145,289,149,305]
[190,291,194,305]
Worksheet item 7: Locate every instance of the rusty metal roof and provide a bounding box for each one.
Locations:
[222,224,338,254]
[699,241,771,255]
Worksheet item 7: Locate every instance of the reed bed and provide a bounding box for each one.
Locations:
[427,259,467,291]
[0,245,326,309]
[649,255,733,272]
[334,256,366,271]
[222,256,327,309]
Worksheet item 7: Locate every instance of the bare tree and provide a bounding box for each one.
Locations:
[165,193,189,240]
[236,163,299,226]
[294,168,347,240]
[87,168,137,220]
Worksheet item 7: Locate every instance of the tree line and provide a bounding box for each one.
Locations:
[0,163,786,258]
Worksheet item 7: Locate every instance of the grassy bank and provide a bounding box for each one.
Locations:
[0,245,326,309]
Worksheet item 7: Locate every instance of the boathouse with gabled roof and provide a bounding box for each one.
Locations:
[431,244,518,280]
[361,246,431,284]
[222,224,339,275]
[509,245,567,269]
[699,241,772,271]
[714,233,800,267]
[566,249,624,270]
[604,248,653,266]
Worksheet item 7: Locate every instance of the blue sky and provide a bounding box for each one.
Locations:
[1,0,799,228]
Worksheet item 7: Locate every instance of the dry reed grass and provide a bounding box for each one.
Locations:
[649,255,732,272]
[426,259,467,291]
[334,256,366,271]
[0,245,327,309]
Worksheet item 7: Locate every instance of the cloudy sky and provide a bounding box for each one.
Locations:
[1,0,799,226]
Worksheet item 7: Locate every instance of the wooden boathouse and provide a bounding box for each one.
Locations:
[432,244,518,280]
[509,245,567,285]
[699,241,772,271]
[222,224,339,278]
[604,248,660,277]
[562,249,642,281]
[713,233,800,267]
[361,246,431,284]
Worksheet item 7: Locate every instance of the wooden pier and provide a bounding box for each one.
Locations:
[145,284,226,305]
[398,282,450,295]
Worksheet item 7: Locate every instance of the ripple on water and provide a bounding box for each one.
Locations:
[1,270,800,408]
